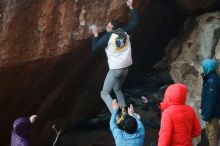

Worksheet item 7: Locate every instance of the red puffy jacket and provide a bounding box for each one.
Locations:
[158,84,201,146]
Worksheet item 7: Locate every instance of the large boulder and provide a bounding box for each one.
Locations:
[173,0,220,14]
[167,12,220,120]
[0,0,220,145]
[0,0,131,145]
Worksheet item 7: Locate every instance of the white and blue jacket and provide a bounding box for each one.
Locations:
[92,9,140,69]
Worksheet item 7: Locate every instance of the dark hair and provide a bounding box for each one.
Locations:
[110,20,122,30]
[124,116,137,134]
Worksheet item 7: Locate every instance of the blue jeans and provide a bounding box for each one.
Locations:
[101,68,128,113]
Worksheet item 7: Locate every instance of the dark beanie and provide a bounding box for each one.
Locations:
[111,20,122,30]
[124,116,137,134]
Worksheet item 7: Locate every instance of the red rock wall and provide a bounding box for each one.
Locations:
[0,0,130,145]
[0,0,219,145]
[174,0,220,13]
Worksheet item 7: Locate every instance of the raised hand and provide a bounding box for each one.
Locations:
[128,104,134,116]
[112,99,120,110]
[29,115,37,124]
[141,96,149,103]
[135,113,141,119]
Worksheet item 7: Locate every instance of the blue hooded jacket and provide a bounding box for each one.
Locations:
[201,59,220,121]
[110,110,145,146]
[202,59,217,75]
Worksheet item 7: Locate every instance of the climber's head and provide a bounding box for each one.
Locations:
[106,20,122,32]
[124,115,137,134]
[116,112,137,134]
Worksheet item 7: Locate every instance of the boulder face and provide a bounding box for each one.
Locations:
[0,0,220,145]
[173,0,220,14]
[0,0,130,145]
[167,12,220,118]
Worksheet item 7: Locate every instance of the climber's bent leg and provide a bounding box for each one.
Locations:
[101,70,116,113]
[113,68,128,109]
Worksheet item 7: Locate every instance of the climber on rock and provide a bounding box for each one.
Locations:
[11,115,37,146]
[91,0,140,113]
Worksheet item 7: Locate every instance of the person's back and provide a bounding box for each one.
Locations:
[112,123,145,146]
[114,134,144,146]
[11,115,37,146]
[110,100,145,146]
[158,84,201,146]
[162,105,200,146]
[105,29,132,69]
[11,118,31,146]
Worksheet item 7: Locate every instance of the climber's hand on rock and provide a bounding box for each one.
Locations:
[127,0,133,9]
[91,25,98,37]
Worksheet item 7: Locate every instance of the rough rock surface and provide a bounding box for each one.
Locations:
[167,12,220,129]
[174,0,220,14]
[0,0,220,145]
[0,0,130,145]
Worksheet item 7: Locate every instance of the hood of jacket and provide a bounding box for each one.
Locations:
[111,28,127,37]
[160,84,187,111]
[202,59,217,75]
[13,118,31,137]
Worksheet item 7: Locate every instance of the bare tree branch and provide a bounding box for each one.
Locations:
[52,124,62,146]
